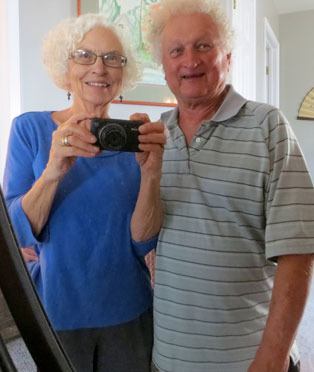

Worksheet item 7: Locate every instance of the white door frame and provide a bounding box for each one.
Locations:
[231,0,256,101]
[0,0,21,182]
[264,18,280,107]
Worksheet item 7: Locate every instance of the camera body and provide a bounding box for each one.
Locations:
[91,118,142,152]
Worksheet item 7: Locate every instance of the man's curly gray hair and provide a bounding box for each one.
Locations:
[143,0,234,63]
[42,13,141,93]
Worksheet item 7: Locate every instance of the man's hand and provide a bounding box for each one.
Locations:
[248,354,289,372]
[21,247,38,262]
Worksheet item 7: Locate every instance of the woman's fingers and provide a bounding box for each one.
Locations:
[129,113,150,123]
[139,121,164,133]
[58,134,99,154]
[53,114,100,156]
[52,132,98,159]
[138,143,164,153]
[138,132,165,145]
[45,114,100,181]
[138,121,166,146]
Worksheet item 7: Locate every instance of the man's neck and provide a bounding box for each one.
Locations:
[177,86,229,145]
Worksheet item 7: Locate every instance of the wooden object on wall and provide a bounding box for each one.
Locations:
[298,88,314,120]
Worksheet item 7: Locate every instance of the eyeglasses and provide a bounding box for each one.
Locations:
[70,49,127,68]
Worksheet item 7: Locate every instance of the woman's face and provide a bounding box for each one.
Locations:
[67,26,124,113]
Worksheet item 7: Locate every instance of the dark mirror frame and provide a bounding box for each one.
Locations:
[0,187,75,372]
[0,334,17,372]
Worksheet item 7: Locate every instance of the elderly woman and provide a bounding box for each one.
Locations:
[142,1,314,372]
[4,13,164,372]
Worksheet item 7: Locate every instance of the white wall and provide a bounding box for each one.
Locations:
[0,0,21,182]
[279,10,314,178]
[109,103,169,122]
[19,0,76,111]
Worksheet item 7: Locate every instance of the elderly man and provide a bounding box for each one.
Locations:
[143,1,314,371]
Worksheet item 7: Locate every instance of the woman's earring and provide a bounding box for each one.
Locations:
[119,95,123,103]
[67,92,71,101]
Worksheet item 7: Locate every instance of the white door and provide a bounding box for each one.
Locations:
[230,0,256,100]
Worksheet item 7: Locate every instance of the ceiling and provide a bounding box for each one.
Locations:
[273,0,314,14]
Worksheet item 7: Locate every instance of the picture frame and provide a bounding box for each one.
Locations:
[77,0,176,107]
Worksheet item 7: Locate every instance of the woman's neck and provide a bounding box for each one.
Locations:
[52,101,110,126]
[71,100,110,118]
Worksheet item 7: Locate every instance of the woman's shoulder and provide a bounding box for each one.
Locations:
[10,112,56,145]
[14,111,53,124]
[12,111,55,131]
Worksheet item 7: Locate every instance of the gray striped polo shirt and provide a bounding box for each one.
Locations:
[153,85,314,372]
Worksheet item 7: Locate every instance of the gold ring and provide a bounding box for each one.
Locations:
[61,135,70,146]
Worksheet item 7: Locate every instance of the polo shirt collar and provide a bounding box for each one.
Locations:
[211,84,248,122]
[164,85,248,128]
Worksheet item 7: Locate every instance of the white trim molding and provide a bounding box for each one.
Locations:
[264,17,280,107]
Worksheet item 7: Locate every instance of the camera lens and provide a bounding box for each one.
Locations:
[98,123,127,150]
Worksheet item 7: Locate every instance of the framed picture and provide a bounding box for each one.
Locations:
[77,0,176,107]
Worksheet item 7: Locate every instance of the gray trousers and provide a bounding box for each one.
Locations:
[151,356,300,372]
[57,308,153,372]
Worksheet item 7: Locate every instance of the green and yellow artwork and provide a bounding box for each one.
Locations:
[99,0,164,85]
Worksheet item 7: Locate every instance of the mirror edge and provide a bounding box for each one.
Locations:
[0,187,75,372]
[0,334,17,372]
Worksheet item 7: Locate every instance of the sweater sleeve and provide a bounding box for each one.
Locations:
[131,235,158,256]
[3,115,49,246]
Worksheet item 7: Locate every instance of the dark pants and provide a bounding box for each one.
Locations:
[288,357,301,372]
[152,357,301,372]
[57,308,153,372]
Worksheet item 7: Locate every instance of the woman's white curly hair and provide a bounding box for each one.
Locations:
[42,13,141,93]
[143,0,234,63]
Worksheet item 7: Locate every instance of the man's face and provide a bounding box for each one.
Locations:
[161,12,231,105]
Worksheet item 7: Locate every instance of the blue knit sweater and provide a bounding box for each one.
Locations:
[4,111,155,331]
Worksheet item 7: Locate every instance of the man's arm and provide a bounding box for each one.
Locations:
[249,254,314,372]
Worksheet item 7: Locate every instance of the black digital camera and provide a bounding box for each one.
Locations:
[91,118,143,152]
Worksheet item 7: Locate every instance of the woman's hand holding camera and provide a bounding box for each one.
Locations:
[44,113,99,182]
[129,113,165,242]
[43,111,165,183]
[130,113,166,179]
